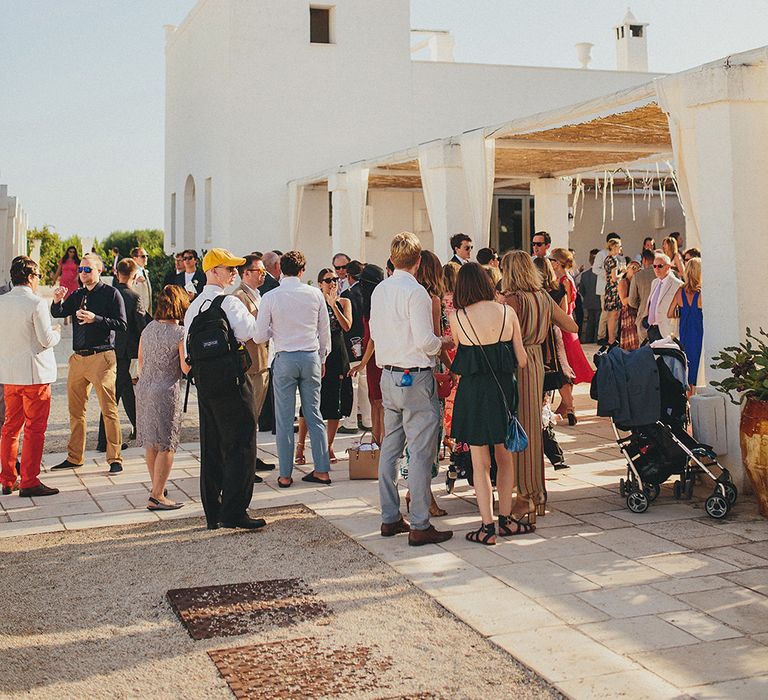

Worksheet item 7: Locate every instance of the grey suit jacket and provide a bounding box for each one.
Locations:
[628,266,656,340]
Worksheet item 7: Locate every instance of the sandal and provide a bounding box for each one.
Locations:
[429,494,447,517]
[295,447,306,465]
[498,513,535,536]
[329,449,338,465]
[466,522,496,545]
[278,477,293,489]
[147,496,184,511]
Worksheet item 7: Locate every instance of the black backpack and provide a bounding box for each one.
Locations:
[185,296,249,400]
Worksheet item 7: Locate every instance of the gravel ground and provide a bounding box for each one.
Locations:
[0,506,560,699]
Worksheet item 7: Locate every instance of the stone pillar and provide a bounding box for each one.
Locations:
[329,167,368,261]
[660,60,768,491]
[531,178,571,250]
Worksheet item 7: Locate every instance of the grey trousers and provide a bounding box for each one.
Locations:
[379,368,440,531]
[272,350,330,479]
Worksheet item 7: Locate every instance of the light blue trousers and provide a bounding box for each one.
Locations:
[272,351,330,478]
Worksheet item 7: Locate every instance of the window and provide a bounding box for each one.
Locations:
[170,193,177,247]
[204,177,212,243]
[328,191,333,237]
[310,6,333,44]
[630,25,643,38]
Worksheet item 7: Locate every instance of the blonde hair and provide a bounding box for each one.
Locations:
[485,264,502,287]
[533,256,558,291]
[607,239,622,254]
[390,231,422,269]
[501,250,542,293]
[416,249,444,297]
[663,236,679,258]
[442,262,460,294]
[550,247,574,270]
[684,257,701,293]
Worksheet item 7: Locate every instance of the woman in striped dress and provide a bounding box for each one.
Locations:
[500,251,579,520]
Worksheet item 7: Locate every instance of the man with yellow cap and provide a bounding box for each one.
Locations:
[184,248,267,530]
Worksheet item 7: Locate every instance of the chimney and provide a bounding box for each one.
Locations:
[614,7,649,72]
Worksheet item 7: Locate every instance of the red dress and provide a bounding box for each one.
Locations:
[59,258,79,299]
[558,274,595,385]
[363,317,382,401]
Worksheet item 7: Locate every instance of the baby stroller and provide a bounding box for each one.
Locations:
[592,343,737,519]
[445,443,497,493]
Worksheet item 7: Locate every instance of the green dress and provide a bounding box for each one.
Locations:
[450,315,519,447]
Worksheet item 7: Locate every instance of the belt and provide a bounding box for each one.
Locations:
[383,365,432,373]
[74,347,112,357]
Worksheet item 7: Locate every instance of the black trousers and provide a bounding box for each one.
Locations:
[244,373,261,468]
[198,380,256,527]
[97,357,135,449]
[543,424,566,468]
[257,368,276,433]
[580,308,600,344]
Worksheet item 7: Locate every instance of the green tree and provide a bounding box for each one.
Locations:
[26,226,80,284]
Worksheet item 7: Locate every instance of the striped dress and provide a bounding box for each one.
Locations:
[503,290,555,509]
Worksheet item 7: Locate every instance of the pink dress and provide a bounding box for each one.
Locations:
[59,259,79,299]
[558,274,595,385]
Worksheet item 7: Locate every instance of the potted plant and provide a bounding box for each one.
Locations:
[710,327,768,517]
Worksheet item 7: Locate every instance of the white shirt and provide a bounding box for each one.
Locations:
[0,286,60,385]
[369,269,442,368]
[337,277,350,294]
[592,248,609,296]
[183,284,259,348]
[184,271,194,286]
[252,276,331,360]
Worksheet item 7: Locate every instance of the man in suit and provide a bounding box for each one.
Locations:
[0,256,61,497]
[333,253,351,293]
[578,249,601,343]
[164,252,185,287]
[174,249,206,298]
[645,252,683,342]
[232,255,275,477]
[449,233,472,266]
[131,246,152,315]
[258,251,281,296]
[110,247,121,276]
[531,231,551,259]
[97,257,148,451]
[629,249,657,343]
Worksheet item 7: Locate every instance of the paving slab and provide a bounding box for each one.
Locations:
[577,585,688,619]
[491,560,599,597]
[702,545,768,570]
[557,669,685,700]
[589,527,690,559]
[641,552,739,579]
[678,587,768,635]
[651,575,738,596]
[686,674,768,700]
[554,551,669,587]
[723,568,768,596]
[659,609,743,642]
[579,614,700,653]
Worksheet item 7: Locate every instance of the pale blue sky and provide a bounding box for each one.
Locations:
[1,0,766,238]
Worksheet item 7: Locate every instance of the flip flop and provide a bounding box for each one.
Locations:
[147,496,184,511]
[301,473,332,486]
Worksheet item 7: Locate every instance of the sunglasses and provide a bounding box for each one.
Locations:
[653,264,668,269]
[532,242,546,247]
[216,266,237,273]
[334,264,347,271]
[246,267,265,273]
[322,277,339,284]
[183,256,195,261]
[78,266,93,273]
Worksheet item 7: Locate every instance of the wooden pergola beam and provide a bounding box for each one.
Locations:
[495,140,670,153]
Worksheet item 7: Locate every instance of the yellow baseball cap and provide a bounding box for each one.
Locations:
[202,248,247,273]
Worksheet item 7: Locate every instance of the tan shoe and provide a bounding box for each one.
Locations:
[381,517,410,537]
[408,525,453,546]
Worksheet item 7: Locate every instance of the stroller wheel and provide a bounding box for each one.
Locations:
[705,493,730,519]
[643,482,661,502]
[721,481,738,505]
[619,478,626,497]
[673,480,682,500]
[626,489,649,513]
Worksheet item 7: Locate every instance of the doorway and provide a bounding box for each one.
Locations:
[490,195,535,255]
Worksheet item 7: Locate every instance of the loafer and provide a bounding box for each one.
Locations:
[51,460,83,471]
[19,483,60,498]
[108,462,123,474]
[408,525,454,547]
[381,517,410,537]
[221,516,267,530]
[255,458,275,471]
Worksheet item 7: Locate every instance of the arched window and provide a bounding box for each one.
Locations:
[184,175,196,248]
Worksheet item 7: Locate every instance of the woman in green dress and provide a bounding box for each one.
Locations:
[449,263,528,545]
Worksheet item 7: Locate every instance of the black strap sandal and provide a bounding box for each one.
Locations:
[465,522,496,545]
[498,514,535,536]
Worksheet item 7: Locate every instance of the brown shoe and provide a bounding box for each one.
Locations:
[381,517,410,537]
[408,525,453,547]
[18,483,60,498]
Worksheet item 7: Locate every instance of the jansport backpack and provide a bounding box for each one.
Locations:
[185,296,249,400]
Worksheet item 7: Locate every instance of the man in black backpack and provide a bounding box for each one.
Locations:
[184,248,267,531]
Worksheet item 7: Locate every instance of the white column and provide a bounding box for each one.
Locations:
[658,59,768,491]
[459,131,495,249]
[530,178,571,250]
[418,141,472,261]
[329,166,369,261]
[288,182,305,249]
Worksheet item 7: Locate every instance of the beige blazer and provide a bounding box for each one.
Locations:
[628,266,655,341]
[645,273,684,339]
[0,286,61,385]
[231,283,269,378]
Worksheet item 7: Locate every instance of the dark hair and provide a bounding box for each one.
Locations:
[271,249,283,256]
[154,284,190,321]
[250,251,263,259]
[238,254,261,277]
[317,267,335,283]
[332,252,350,264]
[359,264,384,318]
[641,249,656,263]
[60,247,80,265]
[346,260,364,280]
[532,231,551,245]
[116,257,138,278]
[643,236,655,246]
[453,262,496,310]
[280,250,305,276]
[416,250,443,298]
[669,231,681,241]
[182,249,198,260]
[442,262,459,294]
[386,258,394,273]
[684,247,701,260]
[606,232,621,243]
[10,256,39,286]
[450,233,472,253]
[174,251,184,259]
[476,247,497,265]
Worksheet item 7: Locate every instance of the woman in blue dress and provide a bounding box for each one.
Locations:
[668,257,703,389]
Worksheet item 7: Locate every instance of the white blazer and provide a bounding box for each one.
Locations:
[0,286,61,385]
[645,273,683,339]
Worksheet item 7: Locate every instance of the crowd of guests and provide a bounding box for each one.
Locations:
[0,226,704,545]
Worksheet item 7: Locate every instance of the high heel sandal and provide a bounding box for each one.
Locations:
[498,513,535,536]
[466,522,496,545]
[510,497,538,525]
[295,446,306,465]
[536,494,547,517]
[567,411,577,426]
[430,493,447,517]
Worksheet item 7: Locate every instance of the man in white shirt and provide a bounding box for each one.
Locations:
[370,232,454,546]
[253,250,332,487]
[449,233,473,266]
[184,248,267,531]
[0,257,61,497]
[531,231,551,259]
[645,253,684,341]
[333,252,351,293]
[592,232,621,343]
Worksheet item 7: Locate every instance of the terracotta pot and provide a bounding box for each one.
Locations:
[739,397,768,518]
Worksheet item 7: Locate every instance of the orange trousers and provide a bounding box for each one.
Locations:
[0,384,51,490]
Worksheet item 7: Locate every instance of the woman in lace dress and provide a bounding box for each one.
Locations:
[135,285,190,511]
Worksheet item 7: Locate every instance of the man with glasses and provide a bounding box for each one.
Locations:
[0,256,61,497]
[51,253,127,474]
[164,252,185,287]
[628,249,656,343]
[531,231,551,259]
[174,249,206,298]
[232,255,275,477]
[333,253,351,293]
[449,233,473,266]
[184,248,267,530]
[131,246,152,315]
[644,253,683,342]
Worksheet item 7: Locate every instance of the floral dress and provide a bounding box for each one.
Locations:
[603,255,626,312]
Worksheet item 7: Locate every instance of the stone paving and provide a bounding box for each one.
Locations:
[2,383,768,699]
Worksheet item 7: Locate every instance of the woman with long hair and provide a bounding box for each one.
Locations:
[668,257,703,388]
[603,238,626,346]
[618,260,641,351]
[52,246,80,299]
[135,285,190,510]
[449,263,528,544]
[296,268,353,464]
[500,251,578,520]
[663,236,686,279]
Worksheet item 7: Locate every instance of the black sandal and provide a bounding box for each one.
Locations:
[498,514,535,536]
[465,522,496,545]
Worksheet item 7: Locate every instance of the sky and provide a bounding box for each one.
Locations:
[1,0,767,239]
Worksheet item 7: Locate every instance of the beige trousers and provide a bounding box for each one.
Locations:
[67,351,122,464]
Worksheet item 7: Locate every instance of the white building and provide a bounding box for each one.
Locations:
[165,0,677,266]
[0,185,28,284]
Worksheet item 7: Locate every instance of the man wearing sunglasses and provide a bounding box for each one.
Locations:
[173,249,206,298]
[130,246,152,316]
[449,233,473,266]
[644,252,683,343]
[51,253,127,474]
[333,252,351,293]
[531,231,551,259]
